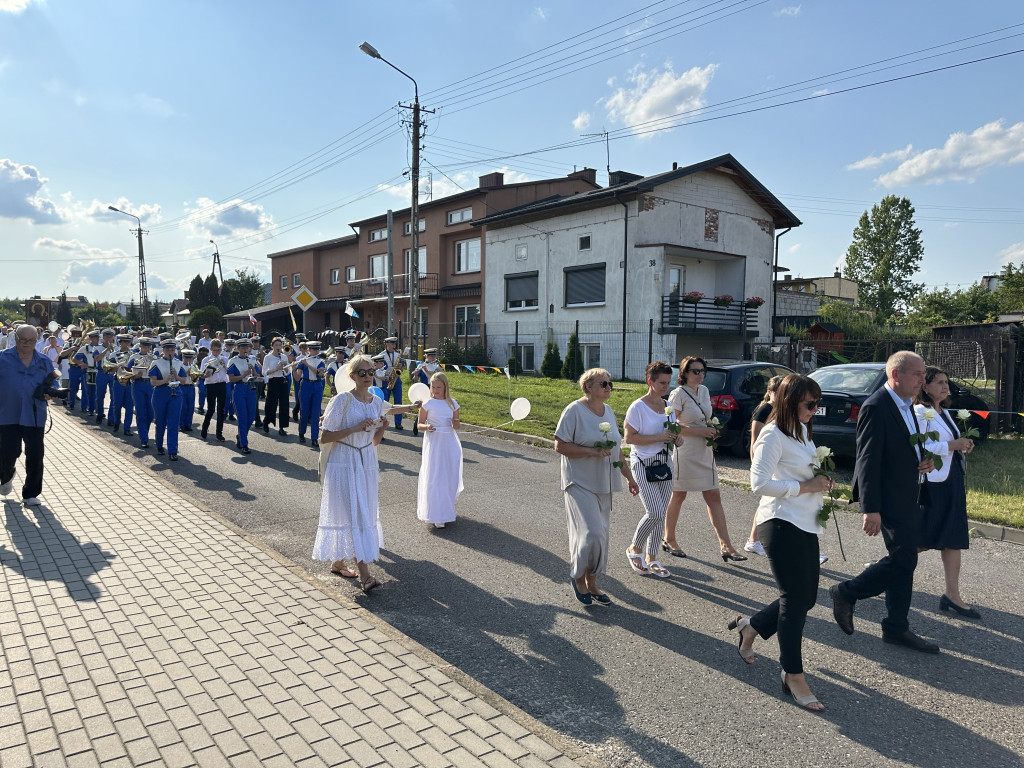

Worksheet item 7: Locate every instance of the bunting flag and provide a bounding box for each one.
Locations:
[345,304,359,318]
[971,411,990,420]
[502,366,511,380]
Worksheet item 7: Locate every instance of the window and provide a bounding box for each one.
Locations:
[280,275,287,290]
[564,264,606,306]
[515,244,528,261]
[455,238,481,274]
[505,271,539,311]
[447,206,473,225]
[406,307,428,338]
[330,268,340,285]
[369,228,388,242]
[668,266,685,296]
[369,255,385,283]
[578,234,592,251]
[509,344,535,372]
[345,266,356,282]
[580,343,601,370]
[454,305,480,337]
[403,247,428,277]
[403,219,426,235]
[292,273,301,288]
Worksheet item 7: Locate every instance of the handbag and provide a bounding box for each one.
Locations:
[644,450,672,482]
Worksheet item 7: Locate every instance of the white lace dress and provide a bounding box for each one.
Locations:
[312,392,385,563]
[416,398,464,524]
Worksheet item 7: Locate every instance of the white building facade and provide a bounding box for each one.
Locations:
[477,155,800,379]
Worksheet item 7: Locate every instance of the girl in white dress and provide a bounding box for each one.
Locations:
[313,354,389,593]
[416,373,463,528]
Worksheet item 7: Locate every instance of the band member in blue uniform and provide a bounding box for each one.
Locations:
[149,338,188,460]
[73,329,103,414]
[178,348,197,433]
[297,340,326,448]
[291,336,307,421]
[222,338,238,421]
[410,348,441,436]
[380,337,405,431]
[108,333,135,436]
[226,338,260,454]
[339,331,361,362]
[195,347,208,415]
[60,325,85,410]
[128,337,156,448]
[326,346,348,396]
[93,328,117,424]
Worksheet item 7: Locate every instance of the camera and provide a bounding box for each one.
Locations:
[34,382,69,401]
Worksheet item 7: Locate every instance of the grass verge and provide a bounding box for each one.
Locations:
[964,436,1024,530]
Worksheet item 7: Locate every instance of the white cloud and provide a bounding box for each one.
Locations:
[572,111,591,132]
[812,88,830,97]
[533,7,546,21]
[133,93,174,119]
[625,17,653,39]
[786,243,801,255]
[774,5,801,16]
[82,197,162,224]
[42,78,86,107]
[872,120,1024,187]
[1000,242,1024,266]
[0,159,65,224]
[601,62,717,136]
[184,197,274,238]
[847,144,914,170]
[61,261,129,285]
[35,237,130,261]
[0,0,40,13]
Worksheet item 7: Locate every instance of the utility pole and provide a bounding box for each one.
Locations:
[583,129,611,184]
[209,239,224,285]
[108,205,149,325]
[385,209,395,334]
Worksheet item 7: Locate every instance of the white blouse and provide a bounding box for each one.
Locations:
[624,398,676,461]
[914,405,961,484]
[750,423,823,535]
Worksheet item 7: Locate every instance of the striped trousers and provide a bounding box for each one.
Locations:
[630,454,673,558]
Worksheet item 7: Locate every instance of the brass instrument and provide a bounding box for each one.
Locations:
[386,354,403,388]
[101,358,120,373]
[188,363,202,383]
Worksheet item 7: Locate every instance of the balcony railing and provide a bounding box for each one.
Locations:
[660,296,760,336]
[345,272,439,300]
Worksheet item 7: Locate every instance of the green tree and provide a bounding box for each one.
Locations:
[907,283,1000,328]
[843,195,924,322]
[187,275,206,312]
[219,282,235,315]
[203,273,220,307]
[56,291,73,326]
[996,262,1024,313]
[540,341,563,378]
[72,304,123,328]
[125,300,140,325]
[188,306,224,334]
[561,333,583,381]
[231,267,266,311]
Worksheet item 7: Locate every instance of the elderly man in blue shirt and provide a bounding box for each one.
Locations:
[0,325,61,506]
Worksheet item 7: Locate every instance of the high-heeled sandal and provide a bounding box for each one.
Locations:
[721,549,748,563]
[781,671,824,711]
[661,539,686,558]
[727,616,755,664]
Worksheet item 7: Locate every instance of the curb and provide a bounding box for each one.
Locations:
[56,410,601,768]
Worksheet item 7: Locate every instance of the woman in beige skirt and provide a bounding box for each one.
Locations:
[662,356,747,562]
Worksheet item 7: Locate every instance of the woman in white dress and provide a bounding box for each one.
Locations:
[313,354,389,593]
[416,372,463,528]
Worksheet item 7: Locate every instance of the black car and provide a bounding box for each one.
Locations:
[699,360,796,456]
[807,363,991,459]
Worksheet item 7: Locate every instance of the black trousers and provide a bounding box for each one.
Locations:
[264,378,290,428]
[749,518,820,674]
[838,511,919,635]
[0,425,45,500]
[202,383,226,437]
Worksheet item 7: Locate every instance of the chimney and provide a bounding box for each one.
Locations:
[784,275,792,281]
[478,172,504,189]
[567,167,597,185]
[672,162,678,171]
[834,269,841,278]
[608,170,644,186]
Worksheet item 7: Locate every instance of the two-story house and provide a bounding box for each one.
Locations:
[475,154,801,379]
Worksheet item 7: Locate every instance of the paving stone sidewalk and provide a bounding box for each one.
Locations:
[0,410,582,768]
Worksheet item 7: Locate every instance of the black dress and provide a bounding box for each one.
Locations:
[919,411,970,551]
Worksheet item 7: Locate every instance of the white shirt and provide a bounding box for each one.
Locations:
[914,405,961,484]
[885,383,922,460]
[751,423,824,535]
[43,344,61,369]
[624,398,676,461]
[198,338,212,350]
[203,354,229,385]
[263,352,288,379]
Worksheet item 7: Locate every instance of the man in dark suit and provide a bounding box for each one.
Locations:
[829,351,940,653]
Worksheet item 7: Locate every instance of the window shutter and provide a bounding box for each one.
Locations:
[506,273,538,302]
[564,265,605,305]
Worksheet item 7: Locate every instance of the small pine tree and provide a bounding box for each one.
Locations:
[203,273,220,307]
[187,275,206,312]
[506,356,523,377]
[561,332,583,381]
[540,341,563,378]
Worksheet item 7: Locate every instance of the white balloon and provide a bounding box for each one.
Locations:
[510,397,531,421]
[408,382,429,403]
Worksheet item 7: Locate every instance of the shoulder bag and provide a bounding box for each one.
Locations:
[643,449,672,482]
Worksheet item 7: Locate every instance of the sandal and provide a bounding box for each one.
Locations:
[626,549,649,575]
[661,539,686,558]
[727,616,756,664]
[360,578,381,593]
[782,671,824,712]
[331,566,358,578]
[645,560,671,579]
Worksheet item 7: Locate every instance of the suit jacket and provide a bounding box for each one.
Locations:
[851,386,922,530]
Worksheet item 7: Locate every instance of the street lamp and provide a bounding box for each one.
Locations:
[360,40,422,356]
[109,205,149,325]
[209,239,223,285]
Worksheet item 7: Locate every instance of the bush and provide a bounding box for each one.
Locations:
[506,356,523,377]
[188,305,224,333]
[437,337,463,365]
[540,341,563,378]
[561,332,584,381]
[464,342,490,367]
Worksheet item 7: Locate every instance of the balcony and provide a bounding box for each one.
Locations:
[660,296,759,336]
[345,272,439,301]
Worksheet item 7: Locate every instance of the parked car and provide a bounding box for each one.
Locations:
[698,360,796,456]
[807,362,991,459]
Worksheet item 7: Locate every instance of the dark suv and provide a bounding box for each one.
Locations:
[698,360,796,456]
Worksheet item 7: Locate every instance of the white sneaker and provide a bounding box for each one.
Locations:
[819,553,829,564]
[0,479,12,496]
[744,540,766,557]
[23,497,42,507]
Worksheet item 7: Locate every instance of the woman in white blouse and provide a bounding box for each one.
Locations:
[732,374,831,712]
[914,366,978,618]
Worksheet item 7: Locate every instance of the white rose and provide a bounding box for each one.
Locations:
[598,421,611,434]
[710,417,721,427]
[921,408,937,422]
[664,406,674,416]
[957,409,971,421]
[815,446,833,462]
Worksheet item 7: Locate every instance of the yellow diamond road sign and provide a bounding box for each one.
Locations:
[291,286,318,311]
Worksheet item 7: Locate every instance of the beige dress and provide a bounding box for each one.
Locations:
[668,384,719,492]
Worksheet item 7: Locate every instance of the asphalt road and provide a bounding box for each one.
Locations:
[69,404,1024,768]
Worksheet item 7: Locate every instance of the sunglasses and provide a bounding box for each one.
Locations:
[801,399,820,410]
[687,368,706,375]
[597,381,613,389]
[353,369,375,378]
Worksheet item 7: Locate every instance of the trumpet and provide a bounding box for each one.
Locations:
[101,358,120,373]
[188,363,202,383]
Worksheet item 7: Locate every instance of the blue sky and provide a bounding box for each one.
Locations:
[2,0,1022,308]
